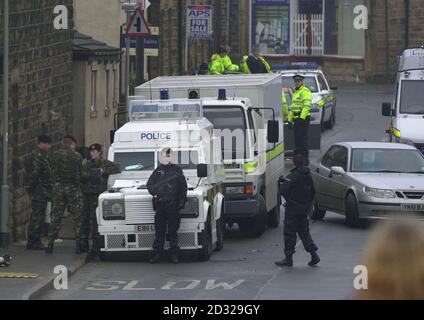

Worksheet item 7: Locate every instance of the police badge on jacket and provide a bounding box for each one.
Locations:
[146,148,188,264]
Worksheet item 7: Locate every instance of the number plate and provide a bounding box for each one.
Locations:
[135,224,155,232]
[401,204,424,211]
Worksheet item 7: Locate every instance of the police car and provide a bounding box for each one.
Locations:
[276,63,337,131]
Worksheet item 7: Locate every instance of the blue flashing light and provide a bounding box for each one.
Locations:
[160,89,169,100]
[272,63,319,71]
[218,89,227,100]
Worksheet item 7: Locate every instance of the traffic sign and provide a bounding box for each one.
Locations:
[125,8,151,37]
[137,0,151,11]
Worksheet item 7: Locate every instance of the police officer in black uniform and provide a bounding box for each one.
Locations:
[275,155,320,267]
[147,148,188,264]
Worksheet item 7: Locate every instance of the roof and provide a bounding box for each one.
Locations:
[337,142,417,150]
[73,31,121,60]
[136,74,282,90]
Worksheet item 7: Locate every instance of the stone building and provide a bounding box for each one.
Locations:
[0,0,74,241]
[152,0,424,83]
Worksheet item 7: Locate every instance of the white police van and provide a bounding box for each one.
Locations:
[135,74,283,238]
[383,48,424,154]
[97,100,225,261]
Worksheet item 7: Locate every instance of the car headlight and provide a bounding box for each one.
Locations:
[363,187,396,199]
[102,198,125,220]
[180,197,199,218]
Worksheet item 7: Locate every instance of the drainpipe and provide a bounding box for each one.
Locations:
[1,0,10,247]
[385,0,389,81]
[404,0,410,49]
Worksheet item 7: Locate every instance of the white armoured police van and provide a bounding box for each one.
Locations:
[97,100,225,261]
[383,48,424,154]
[136,74,284,237]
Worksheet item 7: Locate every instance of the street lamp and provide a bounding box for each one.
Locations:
[1,0,10,247]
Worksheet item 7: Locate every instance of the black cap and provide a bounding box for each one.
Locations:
[89,143,102,152]
[292,74,305,81]
[38,134,52,144]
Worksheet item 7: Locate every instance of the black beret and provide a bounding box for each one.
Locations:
[37,134,52,144]
[89,143,102,152]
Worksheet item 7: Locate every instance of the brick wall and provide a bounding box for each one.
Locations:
[0,0,74,241]
[365,0,424,82]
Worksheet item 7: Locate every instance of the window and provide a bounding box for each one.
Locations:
[91,69,97,110]
[324,0,365,57]
[252,0,290,55]
[282,76,319,92]
[204,106,248,160]
[351,149,424,173]
[322,146,348,171]
[399,80,424,115]
[318,75,329,91]
[106,68,110,109]
[114,152,155,172]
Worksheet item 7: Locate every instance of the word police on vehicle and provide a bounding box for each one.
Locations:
[141,132,172,141]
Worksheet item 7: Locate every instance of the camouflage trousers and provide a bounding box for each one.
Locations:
[28,200,48,242]
[48,183,84,242]
[82,194,100,242]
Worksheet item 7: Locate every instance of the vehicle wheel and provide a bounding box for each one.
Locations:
[238,195,267,238]
[215,216,224,251]
[320,110,326,132]
[198,213,213,261]
[267,196,281,228]
[325,111,335,129]
[345,193,366,228]
[310,199,326,221]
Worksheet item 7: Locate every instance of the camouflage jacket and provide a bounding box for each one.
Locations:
[50,144,84,185]
[81,158,121,195]
[27,148,54,201]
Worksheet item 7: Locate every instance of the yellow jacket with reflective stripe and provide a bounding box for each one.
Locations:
[240,55,272,74]
[289,85,313,123]
[221,54,239,72]
[282,91,289,122]
[208,54,225,75]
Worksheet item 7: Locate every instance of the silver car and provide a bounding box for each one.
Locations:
[310,142,424,227]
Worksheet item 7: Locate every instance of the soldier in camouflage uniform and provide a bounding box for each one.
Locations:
[26,135,54,250]
[46,135,85,254]
[81,143,120,259]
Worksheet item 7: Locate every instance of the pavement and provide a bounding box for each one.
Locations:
[0,217,86,300]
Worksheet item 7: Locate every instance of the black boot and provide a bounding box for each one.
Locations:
[80,239,89,253]
[308,251,320,267]
[275,255,293,267]
[170,251,179,264]
[149,252,162,264]
[45,241,54,254]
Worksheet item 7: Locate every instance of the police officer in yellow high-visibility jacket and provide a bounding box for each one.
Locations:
[209,45,239,75]
[289,75,313,163]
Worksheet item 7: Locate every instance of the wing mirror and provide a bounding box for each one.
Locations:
[330,86,338,91]
[330,166,345,177]
[197,164,208,178]
[267,120,279,143]
[382,102,393,117]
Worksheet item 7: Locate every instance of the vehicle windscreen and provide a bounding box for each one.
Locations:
[204,106,248,160]
[113,152,155,172]
[282,76,318,92]
[351,149,424,173]
[400,80,424,114]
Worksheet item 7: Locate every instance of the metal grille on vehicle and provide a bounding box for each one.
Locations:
[137,233,156,248]
[396,191,424,200]
[106,234,126,249]
[178,233,197,247]
[125,199,155,224]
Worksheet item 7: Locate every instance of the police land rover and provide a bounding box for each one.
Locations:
[97,99,225,261]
